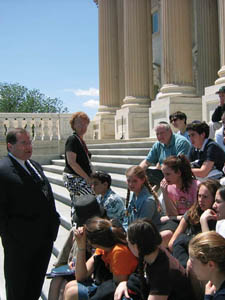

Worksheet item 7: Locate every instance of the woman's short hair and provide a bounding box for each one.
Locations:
[69,111,90,130]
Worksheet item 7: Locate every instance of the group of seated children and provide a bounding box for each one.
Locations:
[48,155,225,300]
[49,111,225,299]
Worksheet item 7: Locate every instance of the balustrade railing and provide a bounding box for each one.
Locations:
[0,113,73,141]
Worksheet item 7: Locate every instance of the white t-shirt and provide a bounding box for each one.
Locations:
[216,220,225,238]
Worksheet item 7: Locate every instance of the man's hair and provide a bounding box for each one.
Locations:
[91,171,111,188]
[169,111,187,124]
[6,128,28,145]
[155,121,171,131]
[186,121,209,138]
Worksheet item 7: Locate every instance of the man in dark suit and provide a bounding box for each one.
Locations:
[0,128,60,300]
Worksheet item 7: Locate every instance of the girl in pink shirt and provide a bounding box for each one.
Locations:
[160,155,199,246]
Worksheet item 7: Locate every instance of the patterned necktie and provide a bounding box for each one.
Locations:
[25,161,41,183]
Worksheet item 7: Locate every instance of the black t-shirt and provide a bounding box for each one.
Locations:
[184,211,216,236]
[188,139,225,172]
[212,105,225,122]
[146,248,194,300]
[64,133,92,176]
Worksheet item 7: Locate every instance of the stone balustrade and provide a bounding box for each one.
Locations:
[0,113,75,164]
[0,113,73,141]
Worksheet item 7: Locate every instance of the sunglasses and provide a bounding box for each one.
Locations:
[170,118,178,123]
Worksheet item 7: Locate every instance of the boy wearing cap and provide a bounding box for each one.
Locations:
[91,171,125,224]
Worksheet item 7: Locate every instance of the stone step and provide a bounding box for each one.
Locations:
[91,155,145,165]
[51,154,146,167]
[51,159,65,167]
[45,170,128,190]
[90,148,149,156]
[87,141,154,149]
[43,161,133,176]
[43,164,64,175]
[93,162,132,175]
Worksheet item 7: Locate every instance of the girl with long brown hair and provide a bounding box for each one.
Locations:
[161,155,198,219]
[159,155,199,246]
[168,179,220,268]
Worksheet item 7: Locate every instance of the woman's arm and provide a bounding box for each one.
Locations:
[66,151,91,183]
[168,217,188,252]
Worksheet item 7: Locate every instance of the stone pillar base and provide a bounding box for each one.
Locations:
[202,83,225,122]
[215,66,225,85]
[157,84,196,99]
[115,106,150,140]
[149,97,202,138]
[92,112,116,140]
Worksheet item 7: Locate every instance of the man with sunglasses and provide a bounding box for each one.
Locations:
[169,111,190,141]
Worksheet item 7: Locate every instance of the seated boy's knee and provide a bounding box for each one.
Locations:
[64,280,78,292]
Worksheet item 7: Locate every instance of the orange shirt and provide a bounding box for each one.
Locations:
[95,244,138,276]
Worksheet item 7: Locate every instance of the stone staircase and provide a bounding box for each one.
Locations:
[0,140,153,300]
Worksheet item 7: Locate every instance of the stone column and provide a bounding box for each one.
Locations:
[117,0,125,107]
[115,0,152,139]
[122,0,151,107]
[150,0,202,139]
[215,0,225,84]
[193,0,219,96]
[202,0,225,127]
[93,0,120,140]
[157,0,195,98]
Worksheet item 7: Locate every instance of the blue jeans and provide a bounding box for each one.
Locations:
[77,281,97,300]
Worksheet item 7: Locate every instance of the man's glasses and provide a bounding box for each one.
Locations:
[170,118,178,123]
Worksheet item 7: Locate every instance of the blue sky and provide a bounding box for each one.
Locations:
[0,0,99,119]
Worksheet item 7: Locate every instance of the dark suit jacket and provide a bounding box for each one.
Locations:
[0,155,60,245]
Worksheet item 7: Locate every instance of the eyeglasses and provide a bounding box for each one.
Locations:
[170,118,178,123]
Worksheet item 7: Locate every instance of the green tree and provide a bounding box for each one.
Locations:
[0,82,68,113]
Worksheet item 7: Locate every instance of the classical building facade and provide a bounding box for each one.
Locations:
[92,0,225,140]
